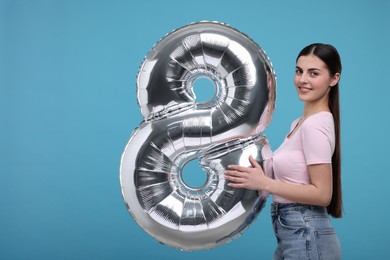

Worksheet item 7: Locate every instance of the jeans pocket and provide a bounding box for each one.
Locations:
[277,211,305,230]
[315,229,341,260]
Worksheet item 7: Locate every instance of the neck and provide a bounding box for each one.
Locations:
[302,99,330,120]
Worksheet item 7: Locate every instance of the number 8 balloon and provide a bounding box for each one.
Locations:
[120,21,276,251]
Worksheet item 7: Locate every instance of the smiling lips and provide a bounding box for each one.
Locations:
[298,86,312,93]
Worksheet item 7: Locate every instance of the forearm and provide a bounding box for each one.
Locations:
[264,178,331,206]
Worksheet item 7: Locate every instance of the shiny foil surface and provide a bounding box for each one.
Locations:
[120,21,276,251]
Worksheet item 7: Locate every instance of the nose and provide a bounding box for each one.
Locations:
[297,72,308,84]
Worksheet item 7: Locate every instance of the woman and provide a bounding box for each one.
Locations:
[224,43,342,259]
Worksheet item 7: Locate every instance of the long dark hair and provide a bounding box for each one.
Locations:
[297,43,343,218]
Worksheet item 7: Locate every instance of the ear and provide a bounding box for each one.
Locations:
[330,73,340,87]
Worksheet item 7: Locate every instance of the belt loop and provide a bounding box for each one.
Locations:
[272,202,279,215]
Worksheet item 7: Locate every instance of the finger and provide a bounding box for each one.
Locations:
[249,155,261,168]
[224,174,241,182]
[228,164,250,172]
[225,176,240,186]
[224,170,245,178]
[227,182,245,188]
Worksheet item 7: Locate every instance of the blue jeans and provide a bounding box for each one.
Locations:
[271,203,341,260]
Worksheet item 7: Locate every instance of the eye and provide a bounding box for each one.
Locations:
[295,69,302,75]
[309,71,319,77]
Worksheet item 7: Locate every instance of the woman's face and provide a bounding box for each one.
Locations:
[294,54,339,103]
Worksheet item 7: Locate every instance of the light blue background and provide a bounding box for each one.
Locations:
[1,0,389,259]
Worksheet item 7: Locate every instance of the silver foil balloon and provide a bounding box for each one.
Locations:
[120,21,276,251]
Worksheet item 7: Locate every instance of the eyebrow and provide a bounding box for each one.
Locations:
[295,66,321,71]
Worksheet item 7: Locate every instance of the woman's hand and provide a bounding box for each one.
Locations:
[225,156,334,206]
[224,155,270,191]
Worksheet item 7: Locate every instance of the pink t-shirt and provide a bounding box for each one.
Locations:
[272,111,335,203]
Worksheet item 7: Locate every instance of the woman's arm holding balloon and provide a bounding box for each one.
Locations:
[224,156,332,207]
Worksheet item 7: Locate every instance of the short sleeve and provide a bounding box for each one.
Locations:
[301,114,335,165]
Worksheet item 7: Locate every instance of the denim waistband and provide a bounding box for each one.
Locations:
[271,202,327,216]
